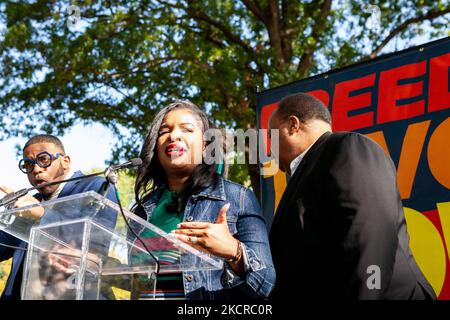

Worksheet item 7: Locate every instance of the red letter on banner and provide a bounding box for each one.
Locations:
[307,89,330,108]
[429,53,450,113]
[332,74,375,131]
[377,61,426,124]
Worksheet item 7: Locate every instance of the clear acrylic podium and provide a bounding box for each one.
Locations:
[0,191,223,300]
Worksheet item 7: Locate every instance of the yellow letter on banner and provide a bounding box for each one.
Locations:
[404,207,447,296]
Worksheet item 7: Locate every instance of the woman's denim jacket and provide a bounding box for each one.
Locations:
[139,176,276,299]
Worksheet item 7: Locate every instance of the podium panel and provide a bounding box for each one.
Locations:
[0,191,223,300]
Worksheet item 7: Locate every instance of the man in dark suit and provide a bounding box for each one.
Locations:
[0,134,118,300]
[268,93,436,299]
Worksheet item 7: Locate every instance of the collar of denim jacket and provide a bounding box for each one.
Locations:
[142,176,226,210]
[141,187,164,211]
[193,176,226,201]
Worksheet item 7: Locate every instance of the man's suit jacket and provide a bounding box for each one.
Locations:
[269,131,436,299]
[0,171,118,300]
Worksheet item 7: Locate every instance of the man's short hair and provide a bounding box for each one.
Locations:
[276,93,332,125]
[23,134,65,153]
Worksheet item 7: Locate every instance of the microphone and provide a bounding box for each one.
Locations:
[0,188,33,207]
[100,158,143,195]
[0,158,142,207]
[109,158,142,170]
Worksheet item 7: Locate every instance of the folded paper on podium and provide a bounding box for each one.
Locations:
[0,191,223,300]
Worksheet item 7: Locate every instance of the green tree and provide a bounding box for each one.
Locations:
[84,167,136,209]
[115,169,137,209]
[0,0,448,198]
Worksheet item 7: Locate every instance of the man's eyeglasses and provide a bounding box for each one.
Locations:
[18,152,64,173]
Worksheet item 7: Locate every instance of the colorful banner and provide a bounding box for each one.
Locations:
[256,37,450,299]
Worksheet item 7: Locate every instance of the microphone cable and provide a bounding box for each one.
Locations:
[111,184,160,281]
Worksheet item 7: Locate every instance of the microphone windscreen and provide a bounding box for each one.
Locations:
[130,158,143,167]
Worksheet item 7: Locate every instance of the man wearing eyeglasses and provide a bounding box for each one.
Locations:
[0,134,118,300]
[1,137,72,217]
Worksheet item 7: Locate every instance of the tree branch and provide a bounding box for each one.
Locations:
[297,0,332,78]
[365,7,450,60]
[97,54,215,80]
[242,0,286,70]
[241,0,267,24]
[184,1,256,57]
[266,0,285,69]
[278,0,301,64]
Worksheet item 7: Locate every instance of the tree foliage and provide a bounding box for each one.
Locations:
[1,0,448,198]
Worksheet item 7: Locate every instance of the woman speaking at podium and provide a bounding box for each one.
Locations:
[131,100,275,300]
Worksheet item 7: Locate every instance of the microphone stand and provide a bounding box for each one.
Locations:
[101,167,161,276]
[0,158,160,282]
[0,171,105,207]
[0,158,143,207]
